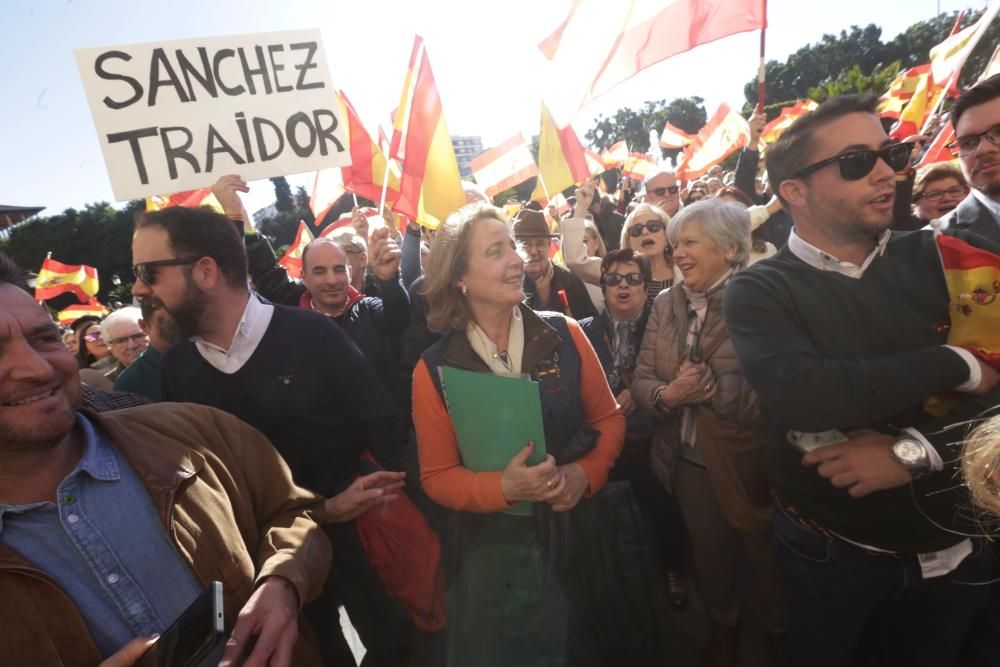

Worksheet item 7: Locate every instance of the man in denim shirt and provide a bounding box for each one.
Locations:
[0,251,331,667]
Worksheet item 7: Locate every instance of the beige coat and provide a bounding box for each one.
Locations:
[632,284,772,531]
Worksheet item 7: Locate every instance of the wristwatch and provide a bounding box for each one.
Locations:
[889,437,931,479]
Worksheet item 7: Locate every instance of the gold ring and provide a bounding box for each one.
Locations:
[546,478,556,489]
[705,383,712,392]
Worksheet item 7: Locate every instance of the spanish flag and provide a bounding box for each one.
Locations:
[623,152,659,180]
[601,141,629,169]
[338,90,401,207]
[531,104,590,201]
[925,233,1000,415]
[278,222,315,280]
[889,71,945,140]
[390,36,465,229]
[145,188,224,213]
[35,257,99,303]
[57,301,109,326]
[878,65,931,120]
[761,99,817,144]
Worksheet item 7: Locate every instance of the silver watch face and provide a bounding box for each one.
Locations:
[893,440,924,464]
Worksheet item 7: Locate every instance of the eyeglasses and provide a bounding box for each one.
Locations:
[109,332,148,347]
[601,272,645,287]
[918,185,968,202]
[648,185,680,197]
[946,124,1000,157]
[627,220,665,237]
[131,257,201,285]
[792,142,914,181]
[83,331,104,344]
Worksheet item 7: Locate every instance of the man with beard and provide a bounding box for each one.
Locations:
[113,298,183,401]
[130,206,412,666]
[723,93,1000,666]
[0,251,331,666]
[943,74,1000,243]
[515,208,598,320]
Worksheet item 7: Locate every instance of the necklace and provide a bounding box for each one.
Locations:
[473,326,512,372]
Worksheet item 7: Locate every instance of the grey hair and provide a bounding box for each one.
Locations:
[328,228,368,253]
[100,306,143,342]
[666,199,751,270]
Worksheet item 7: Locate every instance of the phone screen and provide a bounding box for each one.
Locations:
[134,581,225,667]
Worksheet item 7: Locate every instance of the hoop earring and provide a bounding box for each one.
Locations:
[460,285,469,296]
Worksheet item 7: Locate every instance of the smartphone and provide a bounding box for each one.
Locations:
[134,581,225,667]
[787,429,849,454]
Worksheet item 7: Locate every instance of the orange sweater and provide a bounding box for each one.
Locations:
[412,318,625,513]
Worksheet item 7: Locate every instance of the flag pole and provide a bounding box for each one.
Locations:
[756,0,768,113]
[536,173,552,202]
[382,38,426,219]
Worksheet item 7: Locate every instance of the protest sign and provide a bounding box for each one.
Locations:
[75,29,350,200]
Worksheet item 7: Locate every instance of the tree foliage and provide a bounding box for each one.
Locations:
[585,97,707,152]
[257,182,315,247]
[0,200,143,302]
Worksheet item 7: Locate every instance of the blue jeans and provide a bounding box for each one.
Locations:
[772,506,990,667]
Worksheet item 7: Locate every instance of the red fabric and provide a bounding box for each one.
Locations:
[297,286,364,312]
[355,454,446,632]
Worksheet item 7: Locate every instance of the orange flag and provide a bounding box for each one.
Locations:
[278,222,315,280]
[676,104,750,179]
[35,257,99,303]
[390,37,465,229]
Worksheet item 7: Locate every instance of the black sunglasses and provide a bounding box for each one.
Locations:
[131,256,201,285]
[649,185,680,196]
[627,220,665,237]
[792,142,914,181]
[602,272,645,287]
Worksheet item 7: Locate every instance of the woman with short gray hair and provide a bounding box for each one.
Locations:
[633,198,787,663]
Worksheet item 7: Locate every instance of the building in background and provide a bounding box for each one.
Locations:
[0,205,44,240]
[451,135,484,178]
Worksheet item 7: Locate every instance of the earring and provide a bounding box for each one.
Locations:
[460,285,469,296]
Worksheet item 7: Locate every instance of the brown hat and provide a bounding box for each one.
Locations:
[513,209,556,238]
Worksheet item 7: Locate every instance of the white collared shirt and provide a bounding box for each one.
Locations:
[192,292,274,374]
[466,307,525,377]
[971,188,1000,225]
[786,228,891,279]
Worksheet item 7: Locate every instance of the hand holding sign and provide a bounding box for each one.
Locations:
[211,174,249,216]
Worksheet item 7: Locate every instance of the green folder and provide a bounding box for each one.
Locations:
[439,366,548,516]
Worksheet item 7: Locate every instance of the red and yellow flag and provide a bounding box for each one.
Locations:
[879,65,932,120]
[761,99,817,144]
[531,104,590,201]
[623,153,658,180]
[937,234,1000,370]
[584,148,606,177]
[145,188,223,213]
[601,141,629,169]
[35,257,99,303]
[279,222,315,280]
[889,71,945,140]
[390,37,465,229]
[660,122,694,149]
[57,301,109,325]
[676,104,750,180]
[339,90,401,207]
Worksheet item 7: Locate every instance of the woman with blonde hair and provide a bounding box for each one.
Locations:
[412,202,660,665]
[620,201,675,305]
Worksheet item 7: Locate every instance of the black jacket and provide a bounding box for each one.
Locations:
[944,192,1000,244]
[524,262,598,320]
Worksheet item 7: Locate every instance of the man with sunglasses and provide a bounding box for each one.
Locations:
[723,93,1000,666]
[942,74,1000,244]
[643,170,682,217]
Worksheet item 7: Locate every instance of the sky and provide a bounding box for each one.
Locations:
[0,0,986,217]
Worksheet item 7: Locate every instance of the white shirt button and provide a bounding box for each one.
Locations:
[107,573,120,584]
[66,514,80,524]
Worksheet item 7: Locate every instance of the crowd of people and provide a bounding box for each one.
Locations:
[3,74,1000,667]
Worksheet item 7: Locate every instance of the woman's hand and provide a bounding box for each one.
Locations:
[616,388,636,415]
[662,361,717,407]
[548,463,589,512]
[323,471,406,523]
[500,442,566,503]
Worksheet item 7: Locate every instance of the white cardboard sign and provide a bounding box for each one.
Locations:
[75,29,350,200]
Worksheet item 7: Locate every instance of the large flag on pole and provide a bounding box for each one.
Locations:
[889,72,945,140]
[929,1,1000,89]
[878,66,932,120]
[676,104,750,179]
[390,37,465,229]
[531,104,590,201]
[584,148,606,177]
[278,222,314,280]
[539,0,767,126]
[469,134,539,198]
[57,301,109,326]
[35,257,100,303]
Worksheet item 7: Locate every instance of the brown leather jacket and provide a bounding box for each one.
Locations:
[0,403,331,666]
[632,284,772,531]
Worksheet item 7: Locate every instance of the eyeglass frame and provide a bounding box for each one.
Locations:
[916,184,969,203]
[82,331,105,344]
[108,332,149,347]
[627,220,666,237]
[790,142,914,181]
[131,256,202,285]
[946,123,1000,157]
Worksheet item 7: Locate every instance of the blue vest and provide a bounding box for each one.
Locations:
[422,311,596,464]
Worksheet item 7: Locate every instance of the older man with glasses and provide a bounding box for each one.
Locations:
[643,170,682,217]
[79,307,148,388]
[942,74,1000,244]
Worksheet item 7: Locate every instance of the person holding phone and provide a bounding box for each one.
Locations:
[0,252,331,667]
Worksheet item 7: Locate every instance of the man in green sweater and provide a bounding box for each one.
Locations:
[723,93,1000,667]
